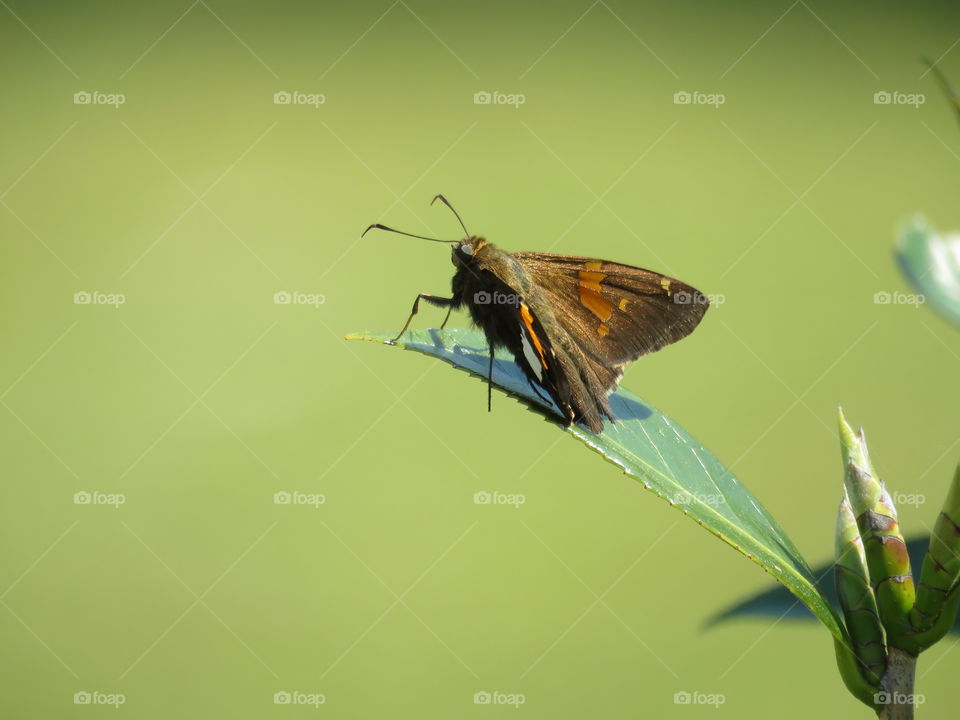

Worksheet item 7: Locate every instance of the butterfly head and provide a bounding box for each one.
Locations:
[362,196,485,266]
[452,236,486,266]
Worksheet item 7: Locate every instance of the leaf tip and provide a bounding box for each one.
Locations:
[837,406,857,449]
[344,331,398,345]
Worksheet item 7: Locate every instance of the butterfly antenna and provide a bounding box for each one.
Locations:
[431,194,471,237]
[361,223,457,243]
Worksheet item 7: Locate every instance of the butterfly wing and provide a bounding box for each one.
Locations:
[465,246,708,433]
[512,252,709,373]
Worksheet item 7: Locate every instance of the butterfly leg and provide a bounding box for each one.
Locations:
[388,293,455,345]
[487,346,494,412]
[439,303,454,329]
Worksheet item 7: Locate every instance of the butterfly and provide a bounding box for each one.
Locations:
[363,195,709,433]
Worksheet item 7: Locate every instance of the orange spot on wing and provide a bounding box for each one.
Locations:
[584,260,603,271]
[618,298,629,311]
[597,323,610,336]
[578,270,605,292]
[519,303,548,368]
[580,287,613,321]
[578,269,613,321]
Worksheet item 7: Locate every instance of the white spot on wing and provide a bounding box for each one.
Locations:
[520,328,543,381]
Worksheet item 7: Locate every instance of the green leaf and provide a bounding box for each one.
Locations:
[833,636,882,708]
[912,463,960,649]
[834,495,886,686]
[838,411,917,651]
[896,216,960,327]
[347,327,845,640]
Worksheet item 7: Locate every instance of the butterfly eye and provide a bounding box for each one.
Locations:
[460,243,474,256]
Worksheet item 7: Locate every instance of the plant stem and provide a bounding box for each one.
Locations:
[877,647,917,720]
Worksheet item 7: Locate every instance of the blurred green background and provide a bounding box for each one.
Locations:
[2,0,960,717]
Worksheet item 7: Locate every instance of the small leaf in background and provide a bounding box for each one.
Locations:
[896,216,960,327]
[347,328,845,640]
[707,536,960,636]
